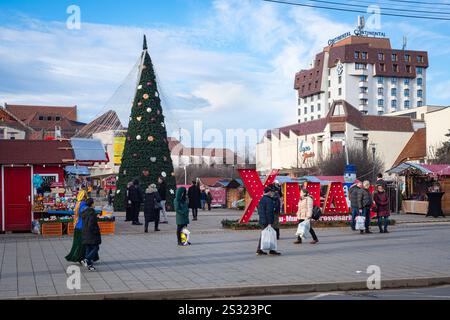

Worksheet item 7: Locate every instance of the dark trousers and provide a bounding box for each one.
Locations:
[297,219,318,242]
[145,212,160,232]
[363,207,371,230]
[85,244,99,266]
[274,227,280,240]
[192,208,198,219]
[131,202,141,223]
[207,202,211,211]
[177,224,187,244]
[351,207,360,230]
[257,224,269,252]
[377,215,389,231]
[125,205,133,221]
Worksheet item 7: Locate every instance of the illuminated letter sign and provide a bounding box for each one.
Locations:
[238,169,279,224]
[323,182,349,214]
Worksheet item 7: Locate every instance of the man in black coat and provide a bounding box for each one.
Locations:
[188,180,201,221]
[349,180,363,231]
[129,179,143,225]
[256,187,281,256]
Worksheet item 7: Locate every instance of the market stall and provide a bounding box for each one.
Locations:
[387,162,450,216]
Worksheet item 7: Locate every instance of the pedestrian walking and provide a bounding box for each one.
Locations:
[349,180,364,231]
[362,180,374,234]
[200,189,207,210]
[81,198,101,271]
[107,189,113,206]
[188,180,201,221]
[157,176,168,224]
[271,184,281,240]
[144,184,162,233]
[205,189,213,211]
[294,189,319,244]
[129,179,143,225]
[125,181,133,222]
[374,184,391,233]
[174,187,190,246]
[65,190,88,263]
[256,187,281,256]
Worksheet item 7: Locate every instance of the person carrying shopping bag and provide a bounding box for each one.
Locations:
[294,189,319,245]
[256,187,281,256]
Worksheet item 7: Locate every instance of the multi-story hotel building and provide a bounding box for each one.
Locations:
[295,35,429,123]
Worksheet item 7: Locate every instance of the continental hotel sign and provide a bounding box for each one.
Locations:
[328,30,386,46]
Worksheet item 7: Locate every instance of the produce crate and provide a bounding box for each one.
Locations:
[41,222,63,237]
[99,221,115,235]
[67,222,75,236]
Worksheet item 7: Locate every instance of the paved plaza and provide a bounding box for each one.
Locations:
[1,210,450,299]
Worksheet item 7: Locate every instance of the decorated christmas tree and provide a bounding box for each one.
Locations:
[114,35,176,211]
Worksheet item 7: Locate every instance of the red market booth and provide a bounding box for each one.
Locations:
[0,140,74,232]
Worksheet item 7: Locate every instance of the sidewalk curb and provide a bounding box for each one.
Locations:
[11,276,450,300]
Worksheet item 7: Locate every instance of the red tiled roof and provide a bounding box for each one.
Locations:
[393,128,426,167]
[5,104,78,121]
[0,140,75,165]
[199,177,228,187]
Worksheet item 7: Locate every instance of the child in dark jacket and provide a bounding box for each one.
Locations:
[81,198,101,271]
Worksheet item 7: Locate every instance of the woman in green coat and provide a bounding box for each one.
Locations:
[174,187,190,245]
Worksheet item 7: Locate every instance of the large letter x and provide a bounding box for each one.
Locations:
[238,169,279,224]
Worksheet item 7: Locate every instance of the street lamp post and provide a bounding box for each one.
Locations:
[370,143,376,183]
[184,166,187,185]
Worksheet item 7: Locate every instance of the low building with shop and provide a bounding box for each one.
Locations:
[256,100,415,174]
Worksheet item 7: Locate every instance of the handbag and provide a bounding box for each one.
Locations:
[295,220,311,239]
[260,226,277,251]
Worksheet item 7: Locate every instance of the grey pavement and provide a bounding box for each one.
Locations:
[1,209,450,299]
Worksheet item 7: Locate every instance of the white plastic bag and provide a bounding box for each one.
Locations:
[295,219,311,239]
[260,226,277,251]
[355,215,366,230]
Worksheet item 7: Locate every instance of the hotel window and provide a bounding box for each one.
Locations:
[298,119,301,123]
[301,85,305,93]
[391,88,397,96]
[406,65,412,73]
[417,55,424,63]
[404,54,411,62]
[338,88,342,96]
[404,100,410,108]
[404,89,410,97]
[354,51,360,59]
[47,116,52,121]
[378,77,384,84]
[417,78,423,86]
[317,93,321,100]
[328,91,331,98]
[391,100,397,108]
[393,64,399,72]
[333,103,345,116]
[378,99,384,107]
[360,75,367,81]
[311,116,314,121]
[338,76,342,84]
[391,88,397,97]
[318,114,321,119]
[298,109,301,116]
[378,87,383,95]
[378,111,384,115]
[360,99,368,105]
[311,95,314,102]
[55,116,61,121]
[361,52,368,59]
[378,53,385,61]
[304,107,308,114]
[417,67,423,74]
[392,53,398,62]
[418,101,423,107]
[417,89,423,98]
[360,87,368,93]
[0,128,4,139]
[39,116,44,120]
[355,63,367,70]
[328,69,331,76]
[404,78,410,85]
[311,105,314,113]
[317,103,321,111]
[304,118,307,122]
[379,63,386,72]
[304,98,307,103]
[391,77,397,84]
[328,80,331,86]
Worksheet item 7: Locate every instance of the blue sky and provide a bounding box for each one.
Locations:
[1,0,450,150]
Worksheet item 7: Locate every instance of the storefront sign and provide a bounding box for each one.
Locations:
[114,136,126,165]
[209,187,226,206]
[298,139,315,164]
[104,176,117,190]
